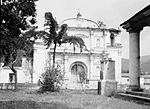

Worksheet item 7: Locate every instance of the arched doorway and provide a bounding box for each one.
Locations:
[70,61,87,88]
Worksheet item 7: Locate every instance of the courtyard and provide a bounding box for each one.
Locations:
[0,84,149,109]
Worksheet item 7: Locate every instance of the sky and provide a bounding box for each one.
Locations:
[35,0,150,59]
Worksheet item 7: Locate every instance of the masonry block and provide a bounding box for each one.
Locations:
[101,80,117,96]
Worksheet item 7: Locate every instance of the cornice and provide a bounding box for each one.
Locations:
[122,22,143,33]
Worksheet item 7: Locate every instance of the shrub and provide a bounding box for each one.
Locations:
[39,66,64,92]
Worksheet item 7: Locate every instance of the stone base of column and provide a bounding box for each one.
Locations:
[127,85,143,92]
[101,80,117,97]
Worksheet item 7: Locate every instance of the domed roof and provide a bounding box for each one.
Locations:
[59,13,99,28]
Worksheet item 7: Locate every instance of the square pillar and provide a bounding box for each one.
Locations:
[101,59,117,96]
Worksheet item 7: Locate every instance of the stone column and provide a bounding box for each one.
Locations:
[128,28,142,91]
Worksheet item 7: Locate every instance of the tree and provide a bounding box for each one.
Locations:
[0,0,38,89]
[43,12,85,68]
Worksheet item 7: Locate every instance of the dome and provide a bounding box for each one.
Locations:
[59,13,99,28]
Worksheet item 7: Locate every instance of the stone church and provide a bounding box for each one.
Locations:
[33,13,122,89]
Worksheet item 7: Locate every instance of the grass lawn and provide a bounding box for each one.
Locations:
[0,85,149,109]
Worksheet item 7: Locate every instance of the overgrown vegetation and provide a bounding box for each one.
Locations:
[78,71,87,91]
[39,66,64,92]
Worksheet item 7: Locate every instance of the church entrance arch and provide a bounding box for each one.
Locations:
[70,61,87,87]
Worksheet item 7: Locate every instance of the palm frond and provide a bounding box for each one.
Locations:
[62,36,85,47]
[44,12,58,34]
[62,36,86,53]
[56,24,68,45]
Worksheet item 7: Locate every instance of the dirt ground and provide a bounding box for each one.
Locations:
[0,85,149,109]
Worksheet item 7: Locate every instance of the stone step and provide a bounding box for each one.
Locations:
[116,92,150,105]
[126,91,150,98]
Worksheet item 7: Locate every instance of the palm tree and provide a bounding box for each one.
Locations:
[43,12,85,68]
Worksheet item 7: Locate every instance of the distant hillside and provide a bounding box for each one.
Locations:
[141,61,150,72]
[140,55,150,64]
[122,55,150,73]
[121,58,129,73]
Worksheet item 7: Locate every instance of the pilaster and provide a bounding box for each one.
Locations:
[33,40,46,83]
[89,55,94,79]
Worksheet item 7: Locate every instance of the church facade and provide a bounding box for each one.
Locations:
[33,14,122,89]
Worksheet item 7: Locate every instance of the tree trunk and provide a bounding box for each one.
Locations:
[53,43,57,69]
[9,63,17,90]
[29,59,33,83]
[31,71,33,83]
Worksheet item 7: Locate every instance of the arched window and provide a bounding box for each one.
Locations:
[96,39,100,47]
[96,66,100,74]
[110,33,115,46]
[93,66,100,78]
